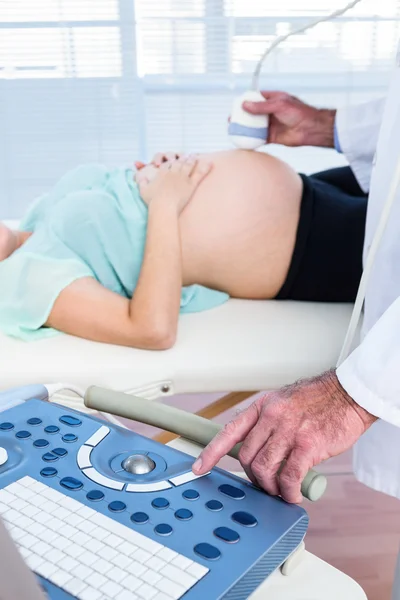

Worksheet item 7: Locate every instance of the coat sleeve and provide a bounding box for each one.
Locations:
[335,97,386,194]
[337,296,400,427]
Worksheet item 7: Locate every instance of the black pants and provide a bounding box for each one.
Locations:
[276,166,368,303]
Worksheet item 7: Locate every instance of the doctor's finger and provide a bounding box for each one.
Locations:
[192,403,260,475]
[278,447,311,504]
[242,99,282,116]
[237,421,274,483]
[248,433,292,497]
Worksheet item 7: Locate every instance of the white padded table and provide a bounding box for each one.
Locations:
[0,300,355,397]
[169,437,367,600]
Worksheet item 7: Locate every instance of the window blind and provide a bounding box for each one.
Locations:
[1,0,399,217]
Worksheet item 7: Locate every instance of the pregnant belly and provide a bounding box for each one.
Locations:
[180,150,302,298]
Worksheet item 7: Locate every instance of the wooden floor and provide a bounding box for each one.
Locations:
[122,392,400,600]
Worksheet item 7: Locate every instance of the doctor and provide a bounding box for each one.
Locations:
[193,47,400,597]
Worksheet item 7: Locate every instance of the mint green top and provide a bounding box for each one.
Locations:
[0,164,229,340]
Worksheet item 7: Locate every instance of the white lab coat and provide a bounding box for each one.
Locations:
[336,45,400,499]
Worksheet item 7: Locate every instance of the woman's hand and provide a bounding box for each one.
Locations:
[138,155,212,214]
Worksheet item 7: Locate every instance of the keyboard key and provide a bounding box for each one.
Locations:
[34,439,49,448]
[59,415,82,427]
[151,498,169,510]
[108,501,127,513]
[44,425,60,434]
[27,418,42,426]
[160,564,197,589]
[40,467,58,478]
[218,484,245,500]
[205,500,223,511]
[42,452,58,462]
[154,524,172,537]
[60,477,83,491]
[0,422,14,430]
[194,542,221,561]
[16,430,31,439]
[87,490,105,502]
[131,512,149,524]
[174,509,193,521]
[182,489,199,501]
[155,578,186,599]
[136,583,157,599]
[52,447,68,457]
[231,511,258,527]
[62,433,78,443]
[214,526,240,543]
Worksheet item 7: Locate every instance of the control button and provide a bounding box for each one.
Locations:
[77,445,92,469]
[123,454,155,475]
[126,481,171,493]
[214,527,240,544]
[87,490,105,502]
[0,423,14,431]
[83,467,124,491]
[0,447,8,466]
[131,512,149,524]
[206,500,223,512]
[194,543,221,561]
[152,497,170,510]
[108,501,127,513]
[33,439,49,448]
[182,489,199,501]
[62,434,78,443]
[44,425,60,434]
[40,467,58,478]
[16,430,31,439]
[42,452,58,462]
[169,471,210,487]
[231,511,257,527]
[154,523,173,536]
[52,447,67,457]
[175,509,193,521]
[59,415,82,427]
[27,418,42,426]
[60,477,83,491]
[85,426,110,447]
[219,484,245,500]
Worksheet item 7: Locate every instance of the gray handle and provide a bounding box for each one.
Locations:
[84,386,327,502]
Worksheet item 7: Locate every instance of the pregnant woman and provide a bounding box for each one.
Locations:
[0,150,367,348]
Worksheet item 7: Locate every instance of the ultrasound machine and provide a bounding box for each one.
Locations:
[0,383,316,600]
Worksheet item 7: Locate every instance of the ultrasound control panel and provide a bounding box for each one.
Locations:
[0,398,308,599]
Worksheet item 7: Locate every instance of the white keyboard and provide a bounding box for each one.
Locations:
[0,477,209,600]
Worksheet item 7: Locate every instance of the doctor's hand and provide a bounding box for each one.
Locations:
[192,370,377,503]
[242,91,336,149]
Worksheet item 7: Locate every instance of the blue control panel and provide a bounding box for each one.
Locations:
[0,398,308,599]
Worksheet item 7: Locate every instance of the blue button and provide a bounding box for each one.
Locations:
[62,434,78,443]
[87,490,105,502]
[33,439,49,448]
[194,542,221,561]
[182,489,199,501]
[154,523,173,536]
[206,500,223,512]
[28,418,42,426]
[60,477,83,491]
[152,497,170,510]
[40,467,58,478]
[175,509,193,521]
[42,452,58,462]
[16,431,31,439]
[44,425,60,434]
[108,501,126,513]
[131,512,149,524]
[52,448,67,457]
[219,484,245,500]
[0,423,14,431]
[231,511,258,527]
[214,526,240,543]
[59,415,82,427]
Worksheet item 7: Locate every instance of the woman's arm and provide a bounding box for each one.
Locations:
[46,156,212,349]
